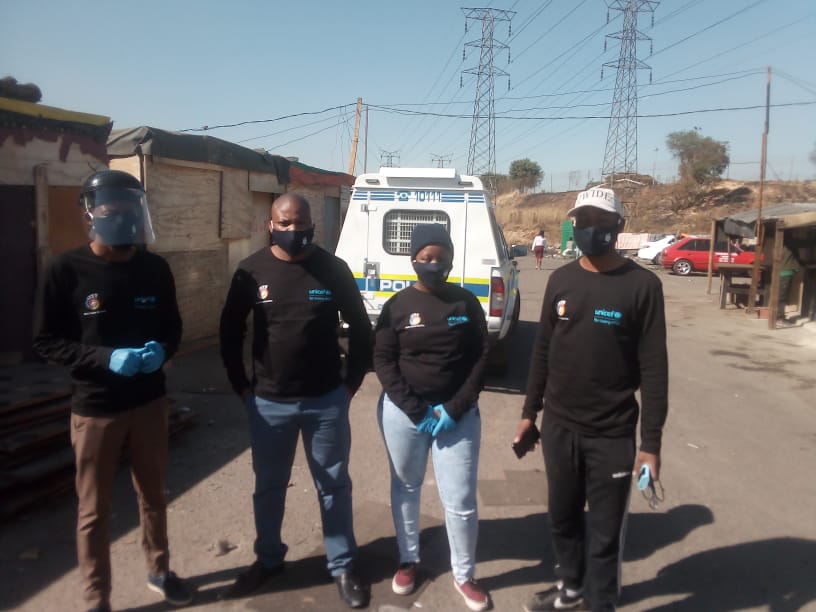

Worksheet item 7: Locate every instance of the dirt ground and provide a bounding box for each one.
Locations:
[2,254,816,612]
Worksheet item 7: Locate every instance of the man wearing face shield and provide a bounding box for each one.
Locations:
[33,170,189,611]
[515,188,668,612]
[373,224,491,612]
[218,193,372,608]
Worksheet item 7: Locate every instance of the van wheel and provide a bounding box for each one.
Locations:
[511,291,521,329]
[672,259,693,276]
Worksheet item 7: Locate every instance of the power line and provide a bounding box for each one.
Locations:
[651,0,769,58]
[236,112,345,144]
[367,99,816,120]
[179,104,353,132]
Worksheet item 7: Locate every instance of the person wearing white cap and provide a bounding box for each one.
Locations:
[514,187,669,611]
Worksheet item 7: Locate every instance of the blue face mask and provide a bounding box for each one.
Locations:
[272,227,314,256]
[92,211,143,246]
[412,261,450,289]
[573,225,618,256]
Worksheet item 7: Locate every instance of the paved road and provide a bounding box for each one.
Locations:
[2,254,815,611]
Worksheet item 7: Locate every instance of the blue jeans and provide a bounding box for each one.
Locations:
[378,392,481,583]
[246,385,356,576]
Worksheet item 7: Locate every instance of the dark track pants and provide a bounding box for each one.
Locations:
[542,419,635,610]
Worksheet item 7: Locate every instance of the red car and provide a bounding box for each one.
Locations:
[659,235,755,276]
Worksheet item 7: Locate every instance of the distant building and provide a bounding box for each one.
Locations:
[0,97,112,362]
[107,126,354,342]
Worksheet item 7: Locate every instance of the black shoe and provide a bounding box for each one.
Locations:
[223,560,285,599]
[147,571,193,606]
[524,585,588,611]
[334,571,369,609]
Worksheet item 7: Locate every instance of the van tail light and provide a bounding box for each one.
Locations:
[490,275,505,317]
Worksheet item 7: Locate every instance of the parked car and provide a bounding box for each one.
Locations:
[637,235,677,264]
[659,235,754,275]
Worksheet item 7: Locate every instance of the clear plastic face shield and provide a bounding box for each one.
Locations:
[84,188,156,246]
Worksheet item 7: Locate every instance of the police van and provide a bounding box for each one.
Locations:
[335,167,521,369]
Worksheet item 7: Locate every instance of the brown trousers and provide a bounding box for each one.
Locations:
[70,396,170,607]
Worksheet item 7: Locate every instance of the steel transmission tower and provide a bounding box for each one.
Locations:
[601,0,658,184]
[462,7,514,193]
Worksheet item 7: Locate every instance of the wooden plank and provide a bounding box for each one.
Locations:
[220,167,252,240]
[0,404,195,521]
[0,447,74,488]
[146,160,222,252]
[0,391,70,416]
[0,401,70,429]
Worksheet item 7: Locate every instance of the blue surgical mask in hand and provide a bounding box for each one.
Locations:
[431,405,456,437]
[109,347,144,376]
[140,340,165,373]
[637,464,651,491]
[416,406,438,434]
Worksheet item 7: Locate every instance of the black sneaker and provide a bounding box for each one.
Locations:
[147,571,193,606]
[223,560,285,599]
[524,585,588,611]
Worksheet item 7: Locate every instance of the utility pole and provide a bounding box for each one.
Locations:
[380,150,400,168]
[431,154,453,168]
[601,0,658,185]
[363,105,369,174]
[747,66,771,316]
[347,97,363,175]
[462,7,514,194]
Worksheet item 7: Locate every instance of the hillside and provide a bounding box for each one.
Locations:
[496,179,816,247]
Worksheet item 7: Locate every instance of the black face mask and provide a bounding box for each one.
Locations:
[412,261,450,289]
[272,227,314,256]
[573,225,618,256]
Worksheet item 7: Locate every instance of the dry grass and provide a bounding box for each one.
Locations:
[495,180,816,247]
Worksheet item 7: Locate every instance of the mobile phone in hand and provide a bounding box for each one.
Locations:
[512,423,540,459]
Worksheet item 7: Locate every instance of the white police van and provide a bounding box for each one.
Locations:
[335,167,521,369]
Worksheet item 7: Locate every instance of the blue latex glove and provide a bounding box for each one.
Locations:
[140,340,165,374]
[415,406,438,434]
[109,348,144,376]
[431,405,456,437]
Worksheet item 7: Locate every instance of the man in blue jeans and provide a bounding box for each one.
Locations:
[219,193,372,608]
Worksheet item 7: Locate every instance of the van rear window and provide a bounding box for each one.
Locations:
[383,210,450,255]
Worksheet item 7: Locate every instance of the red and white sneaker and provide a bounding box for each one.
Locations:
[392,563,418,595]
[454,578,490,611]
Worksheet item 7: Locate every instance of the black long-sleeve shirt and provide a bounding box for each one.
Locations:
[33,245,182,416]
[522,259,668,454]
[373,284,489,424]
[219,246,371,400]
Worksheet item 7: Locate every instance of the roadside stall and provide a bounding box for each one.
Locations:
[708,203,816,328]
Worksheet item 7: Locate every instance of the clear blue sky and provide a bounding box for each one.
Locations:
[2,0,814,191]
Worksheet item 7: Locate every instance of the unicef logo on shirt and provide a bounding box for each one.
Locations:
[593,307,623,326]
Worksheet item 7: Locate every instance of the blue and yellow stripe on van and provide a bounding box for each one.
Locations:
[353,273,489,303]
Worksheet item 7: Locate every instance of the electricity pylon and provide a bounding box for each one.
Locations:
[462,7,514,193]
[601,0,658,185]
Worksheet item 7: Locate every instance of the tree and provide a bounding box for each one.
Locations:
[665,130,729,184]
[508,158,543,192]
